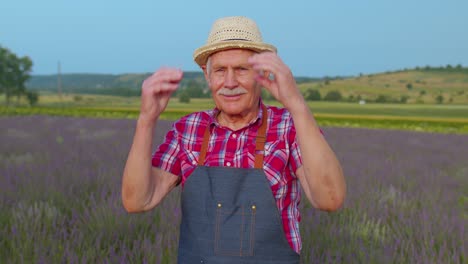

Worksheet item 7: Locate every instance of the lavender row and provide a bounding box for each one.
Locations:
[0,115,466,263]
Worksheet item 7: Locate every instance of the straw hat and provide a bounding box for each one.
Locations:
[193,16,277,67]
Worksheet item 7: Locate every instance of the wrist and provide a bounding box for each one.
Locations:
[285,96,308,115]
[287,100,320,128]
[137,114,157,130]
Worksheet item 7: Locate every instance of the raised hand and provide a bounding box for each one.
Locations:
[248,52,305,112]
[139,68,183,123]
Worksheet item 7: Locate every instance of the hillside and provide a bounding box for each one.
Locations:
[26,67,468,104]
[298,67,468,104]
[26,72,320,93]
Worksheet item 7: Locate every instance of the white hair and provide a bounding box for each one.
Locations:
[206,57,212,75]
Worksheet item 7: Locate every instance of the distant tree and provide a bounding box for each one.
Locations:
[187,85,204,98]
[0,45,34,105]
[436,95,444,104]
[261,88,273,100]
[305,89,321,101]
[26,91,39,106]
[419,90,427,96]
[406,83,413,90]
[375,95,390,103]
[179,90,190,103]
[400,95,409,103]
[323,90,342,101]
[184,79,207,98]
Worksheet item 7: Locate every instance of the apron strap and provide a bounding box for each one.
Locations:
[198,104,268,168]
[198,124,211,166]
[254,104,268,169]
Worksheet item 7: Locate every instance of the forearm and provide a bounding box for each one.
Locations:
[122,116,157,212]
[289,100,346,211]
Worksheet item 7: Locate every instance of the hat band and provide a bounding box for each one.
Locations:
[223,38,251,42]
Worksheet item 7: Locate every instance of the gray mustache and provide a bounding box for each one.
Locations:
[217,87,248,96]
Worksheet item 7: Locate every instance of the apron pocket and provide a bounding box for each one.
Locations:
[214,203,256,256]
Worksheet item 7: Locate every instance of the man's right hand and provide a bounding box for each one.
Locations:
[139,68,183,123]
[122,67,183,213]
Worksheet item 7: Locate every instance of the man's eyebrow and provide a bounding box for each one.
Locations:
[210,63,252,69]
[234,63,250,67]
[211,63,225,69]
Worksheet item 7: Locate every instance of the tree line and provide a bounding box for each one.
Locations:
[302,89,416,104]
[0,45,38,106]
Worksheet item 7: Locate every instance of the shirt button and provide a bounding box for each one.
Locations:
[226,162,231,167]
[232,134,237,138]
[192,160,197,165]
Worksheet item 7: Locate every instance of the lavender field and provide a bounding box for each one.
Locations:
[1,115,466,263]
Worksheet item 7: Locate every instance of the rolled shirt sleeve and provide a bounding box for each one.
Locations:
[152,125,181,177]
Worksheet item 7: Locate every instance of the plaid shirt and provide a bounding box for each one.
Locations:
[152,102,303,253]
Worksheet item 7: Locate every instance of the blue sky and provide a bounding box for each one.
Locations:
[1,0,467,77]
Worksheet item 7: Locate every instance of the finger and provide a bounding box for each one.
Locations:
[249,58,283,78]
[153,66,183,76]
[144,82,179,98]
[248,52,283,67]
[155,67,184,82]
[146,68,183,86]
[251,59,294,87]
[157,82,179,93]
[255,73,274,90]
[144,71,183,92]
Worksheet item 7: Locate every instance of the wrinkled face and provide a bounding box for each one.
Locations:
[203,49,262,117]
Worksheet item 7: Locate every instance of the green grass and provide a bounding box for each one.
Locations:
[299,101,467,120]
[5,94,468,119]
[2,94,468,134]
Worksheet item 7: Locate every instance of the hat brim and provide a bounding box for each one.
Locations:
[193,40,277,67]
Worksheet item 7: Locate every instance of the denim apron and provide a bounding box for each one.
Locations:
[177,106,300,263]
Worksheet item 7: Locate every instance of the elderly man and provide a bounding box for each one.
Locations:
[122,16,346,263]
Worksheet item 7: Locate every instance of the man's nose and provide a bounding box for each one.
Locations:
[224,69,238,88]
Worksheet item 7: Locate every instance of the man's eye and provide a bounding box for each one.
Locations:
[237,67,249,74]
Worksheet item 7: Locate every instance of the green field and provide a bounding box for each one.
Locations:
[1,94,468,134]
[3,94,468,119]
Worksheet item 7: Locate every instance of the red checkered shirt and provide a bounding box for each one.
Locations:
[152,102,303,253]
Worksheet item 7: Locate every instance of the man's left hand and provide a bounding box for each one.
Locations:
[248,52,305,111]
